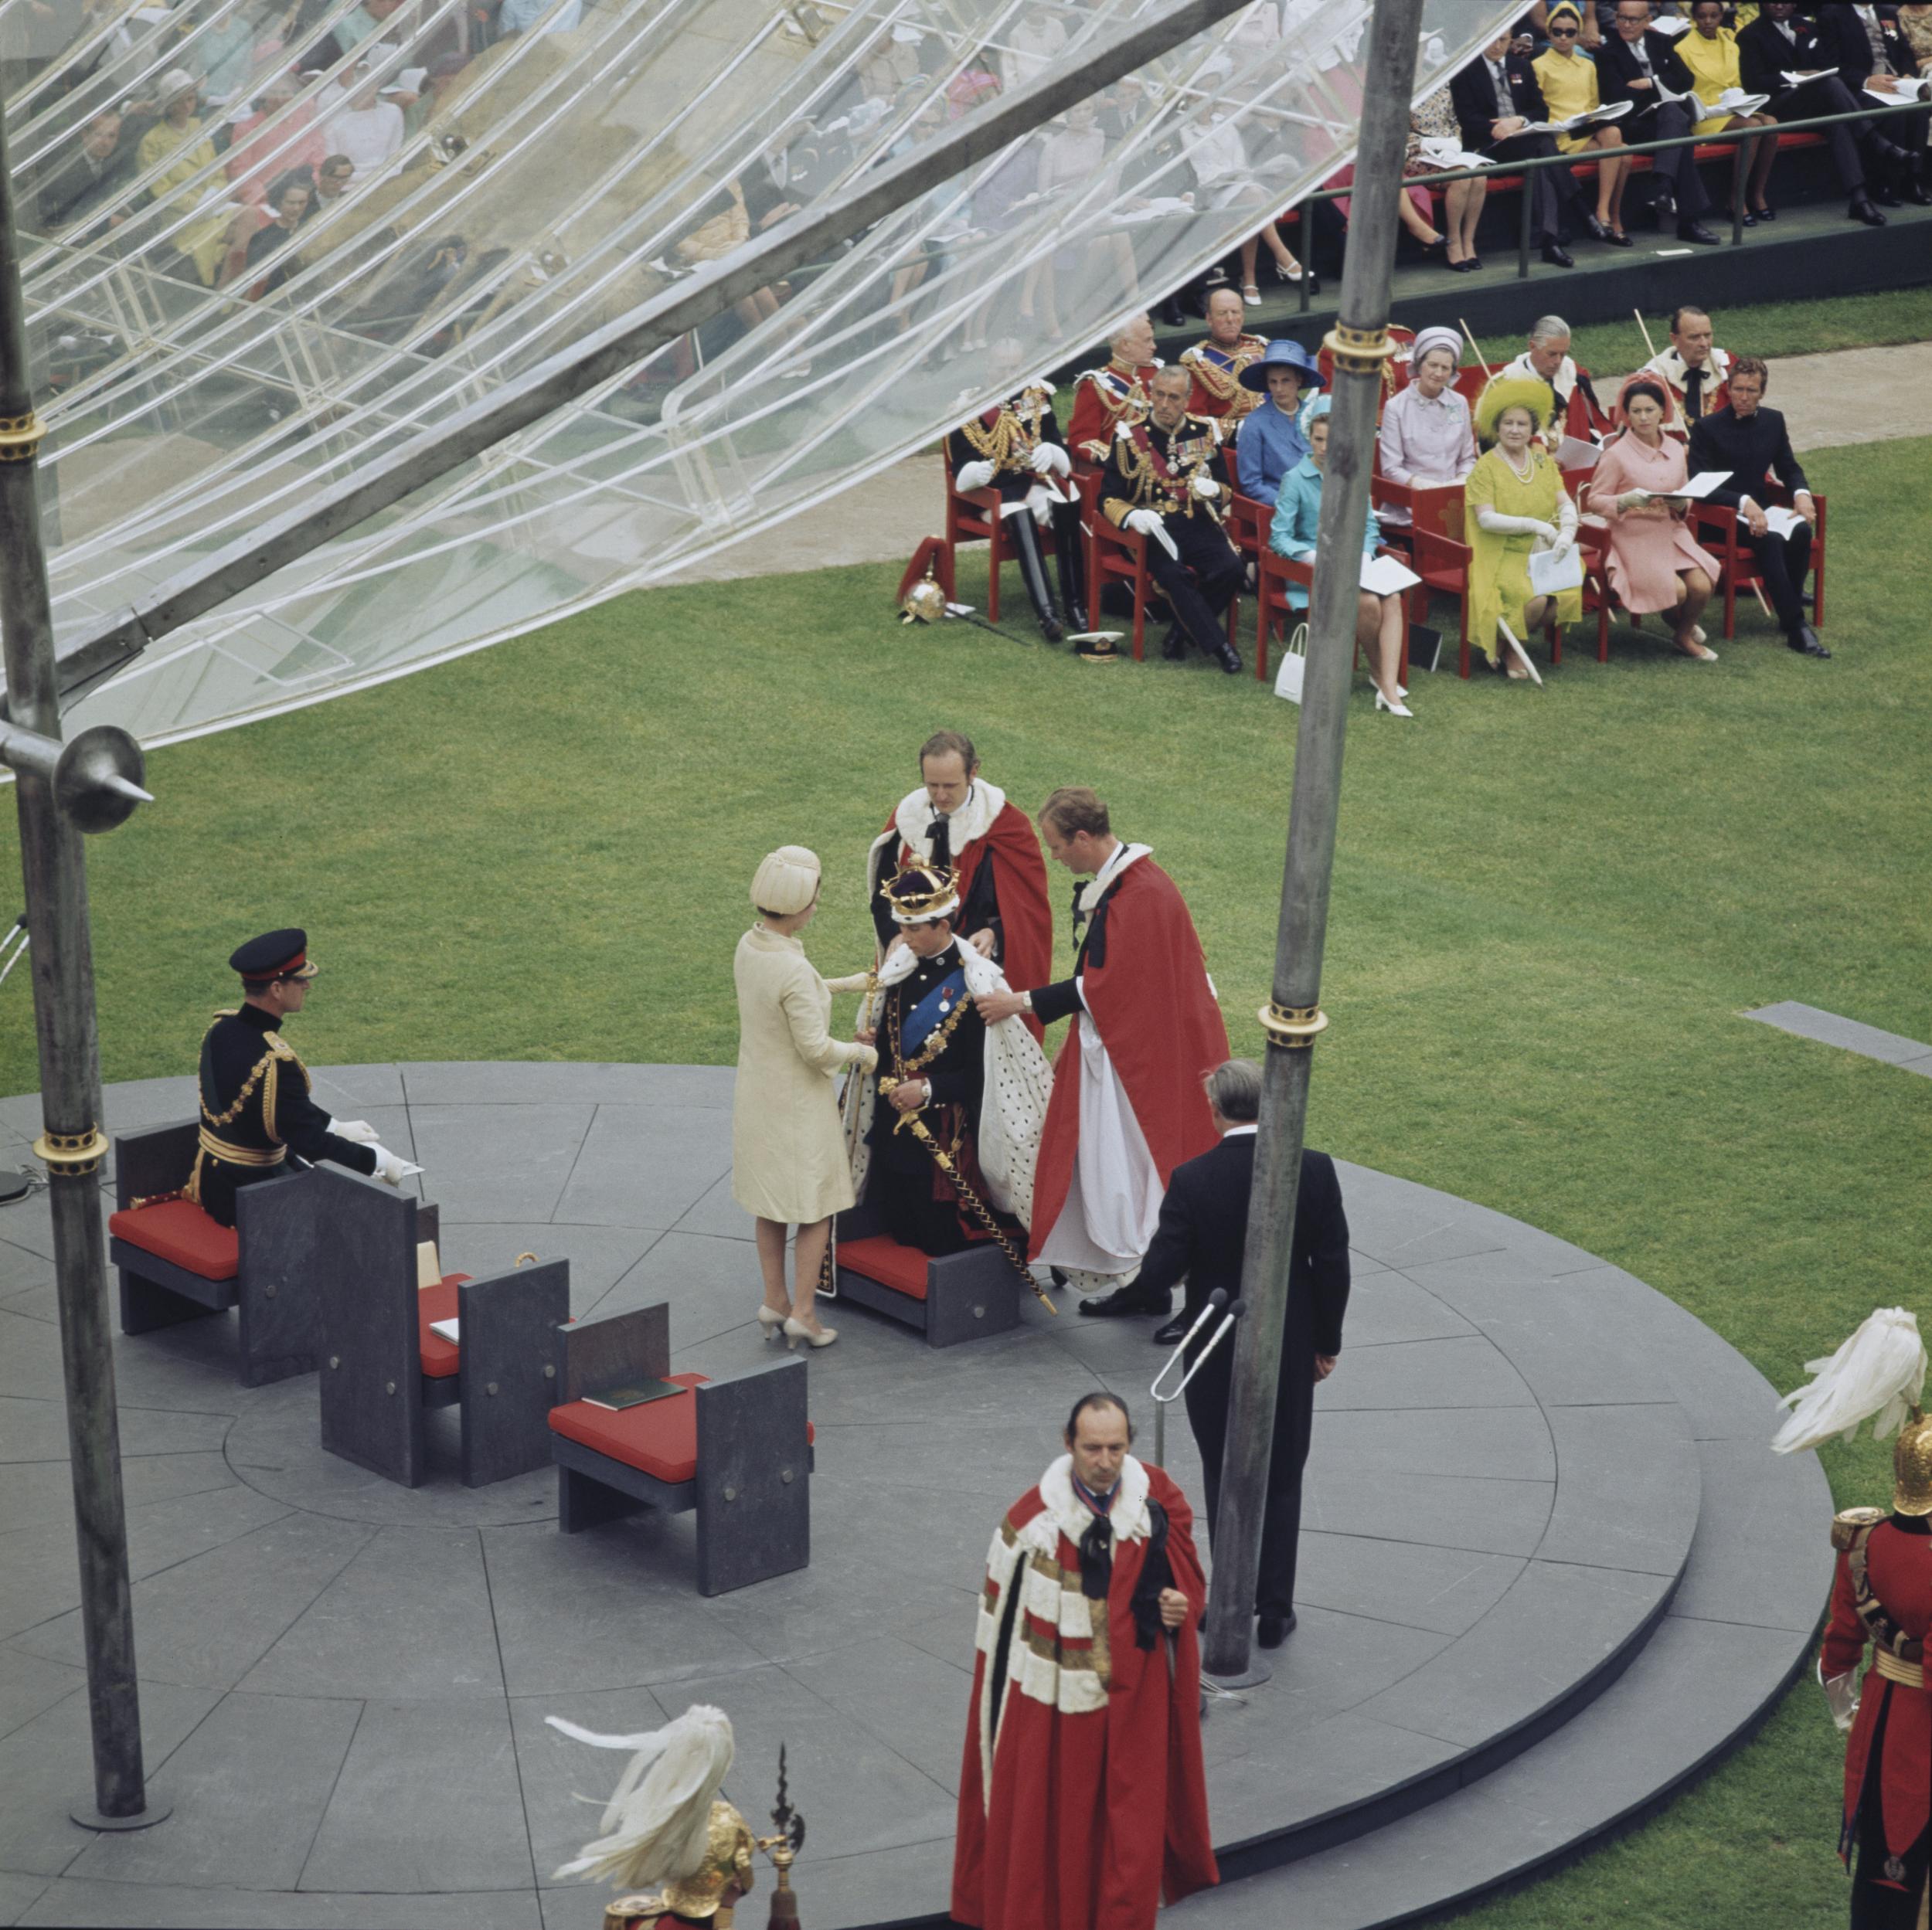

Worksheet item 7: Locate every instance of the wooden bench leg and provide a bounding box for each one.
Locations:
[117,1266,220,1336]
[694,1359,810,1596]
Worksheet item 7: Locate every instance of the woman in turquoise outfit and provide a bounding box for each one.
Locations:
[1269,394,1412,716]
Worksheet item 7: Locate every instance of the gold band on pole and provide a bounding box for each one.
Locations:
[32,1126,110,1176]
[0,411,45,463]
[1257,1002,1328,1049]
[1321,322,1396,377]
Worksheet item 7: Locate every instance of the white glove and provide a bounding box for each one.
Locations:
[1025,483,1055,526]
[1475,506,1559,543]
[1529,520,1560,549]
[325,1117,378,1143]
[954,459,996,493]
[369,1144,413,1186]
[1030,442,1070,477]
[1192,474,1220,499]
[1822,1667,1859,1733]
[1124,508,1165,537]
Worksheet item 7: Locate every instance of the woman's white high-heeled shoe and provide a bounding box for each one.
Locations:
[1375,689,1414,718]
[756,1304,787,1337]
[1498,622,1544,686]
[783,1316,838,1350]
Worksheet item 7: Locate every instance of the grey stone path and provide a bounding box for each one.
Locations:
[0,1065,1827,1929]
[1746,1001,1932,1079]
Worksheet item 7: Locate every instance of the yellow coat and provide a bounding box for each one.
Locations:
[731,924,872,1225]
[1675,25,1747,137]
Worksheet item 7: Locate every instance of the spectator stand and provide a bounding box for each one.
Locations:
[299,1164,570,1490]
[109,1117,327,1388]
[546,1302,813,1596]
[829,1198,1023,1347]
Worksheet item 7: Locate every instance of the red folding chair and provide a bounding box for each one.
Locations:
[1246,525,1412,692]
[1690,491,1827,639]
[1082,471,1241,665]
[939,447,1062,621]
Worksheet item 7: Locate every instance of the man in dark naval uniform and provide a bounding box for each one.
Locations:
[1098,363,1243,674]
[947,360,1086,643]
[1134,1058,1350,1648]
[859,868,1005,1256]
[185,929,410,1227]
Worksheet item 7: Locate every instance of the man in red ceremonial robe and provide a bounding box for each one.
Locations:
[867,729,1052,1042]
[951,1392,1216,1930]
[978,786,1228,1304]
[1066,311,1162,464]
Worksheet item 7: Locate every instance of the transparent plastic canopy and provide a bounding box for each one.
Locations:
[6,0,1512,745]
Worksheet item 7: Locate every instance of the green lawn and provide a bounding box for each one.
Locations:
[5,428,1929,1925]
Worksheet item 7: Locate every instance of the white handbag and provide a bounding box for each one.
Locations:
[1273,621,1310,703]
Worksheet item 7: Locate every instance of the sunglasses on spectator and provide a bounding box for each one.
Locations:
[1549,23,1578,33]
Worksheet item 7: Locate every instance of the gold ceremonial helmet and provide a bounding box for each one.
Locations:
[1896,1408,1932,1515]
[658,1801,757,1919]
[900,572,947,624]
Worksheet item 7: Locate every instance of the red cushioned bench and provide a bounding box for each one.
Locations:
[108,1119,337,1388]
[293,1165,571,1490]
[831,1201,1024,1347]
[547,1302,812,1596]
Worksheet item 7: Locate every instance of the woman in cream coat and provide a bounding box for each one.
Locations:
[733,846,876,1350]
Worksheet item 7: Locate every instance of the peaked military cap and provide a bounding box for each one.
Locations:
[228,928,318,983]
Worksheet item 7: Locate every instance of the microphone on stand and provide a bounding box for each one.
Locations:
[1149,1289,1243,1467]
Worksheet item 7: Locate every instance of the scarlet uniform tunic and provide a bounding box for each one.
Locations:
[1067,357,1161,464]
[1821,1510,1932,1924]
[1179,332,1267,422]
[951,1454,1217,1930]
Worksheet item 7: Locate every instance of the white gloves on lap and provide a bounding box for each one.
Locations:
[954,460,997,493]
[1192,474,1220,500]
[1029,443,1070,477]
[1124,508,1165,537]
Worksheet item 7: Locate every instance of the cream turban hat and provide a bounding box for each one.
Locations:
[751,845,820,916]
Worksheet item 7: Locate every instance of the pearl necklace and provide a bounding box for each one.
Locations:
[1501,443,1534,481]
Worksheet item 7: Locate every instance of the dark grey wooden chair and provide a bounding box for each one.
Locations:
[109,1118,329,1388]
[547,1302,812,1596]
[832,1200,1022,1347]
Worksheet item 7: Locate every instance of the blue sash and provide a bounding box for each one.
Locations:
[904,966,968,1055]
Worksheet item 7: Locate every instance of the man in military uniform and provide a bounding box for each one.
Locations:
[1066,311,1161,464]
[947,356,1086,642]
[856,868,1009,1256]
[1179,286,1267,426]
[1774,1308,1932,1926]
[1098,363,1243,674]
[185,929,410,1228]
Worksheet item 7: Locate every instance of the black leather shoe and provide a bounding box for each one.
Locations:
[1849,195,1888,227]
[1152,1313,1189,1346]
[1039,613,1065,644]
[1677,220,1721,246]
[1753,202,1777,223]
[1604,226,1634,247]
[1905,178,1932,208]
[1539,241,1576,268]
[1651,188,1676,223]
[1215,640,1243,675]
[1078,1286,1171,1319]
[1583,213,1611,243]
[1726,207,1757,228]
[1161,622,1187,661]
[1789,626,1831,659]
[1257,1612,1297,1649]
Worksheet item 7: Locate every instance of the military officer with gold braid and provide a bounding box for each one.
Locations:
[1099,363,1244,674]
[1179,286,1268,426]
[185,929,410,1228]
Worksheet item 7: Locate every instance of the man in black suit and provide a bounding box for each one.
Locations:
[1688,355,1828,659]
[1808,1,1932,204]
[1737,3,1888,223]
[1449,31,1584,266]
[1134,1060,1350,1648]
[1593,0,1722,243]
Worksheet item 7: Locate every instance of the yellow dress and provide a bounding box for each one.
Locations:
[135,118,232,285]
[1675,26,1747,136]
[1532,46,1604,155]
[1464,447,1581,663]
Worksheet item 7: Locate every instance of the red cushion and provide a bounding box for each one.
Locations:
[417,1274,473,1378]
[549,1372,713,1482]
[837,1234,930,1301]
[109,1199,239,1281]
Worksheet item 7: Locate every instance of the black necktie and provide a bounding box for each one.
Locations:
[1684,368,1706,420]
[927,812,952,870]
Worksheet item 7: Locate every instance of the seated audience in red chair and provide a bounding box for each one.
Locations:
[1067,311,1162,464]
[947,340,1086,641]
[843,865,1051,1257]
[1097,365,1243,674]
[1233,337,1321,505]
[1641,304,1732,430]
[1485,314,1608,443]
[1688,355,1828,658]
[1376,325,1477,528]
[185,929,412,1229]
[1587,375,1722,661]
[1270,393,1411,715]
[1179,287,1268,426]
